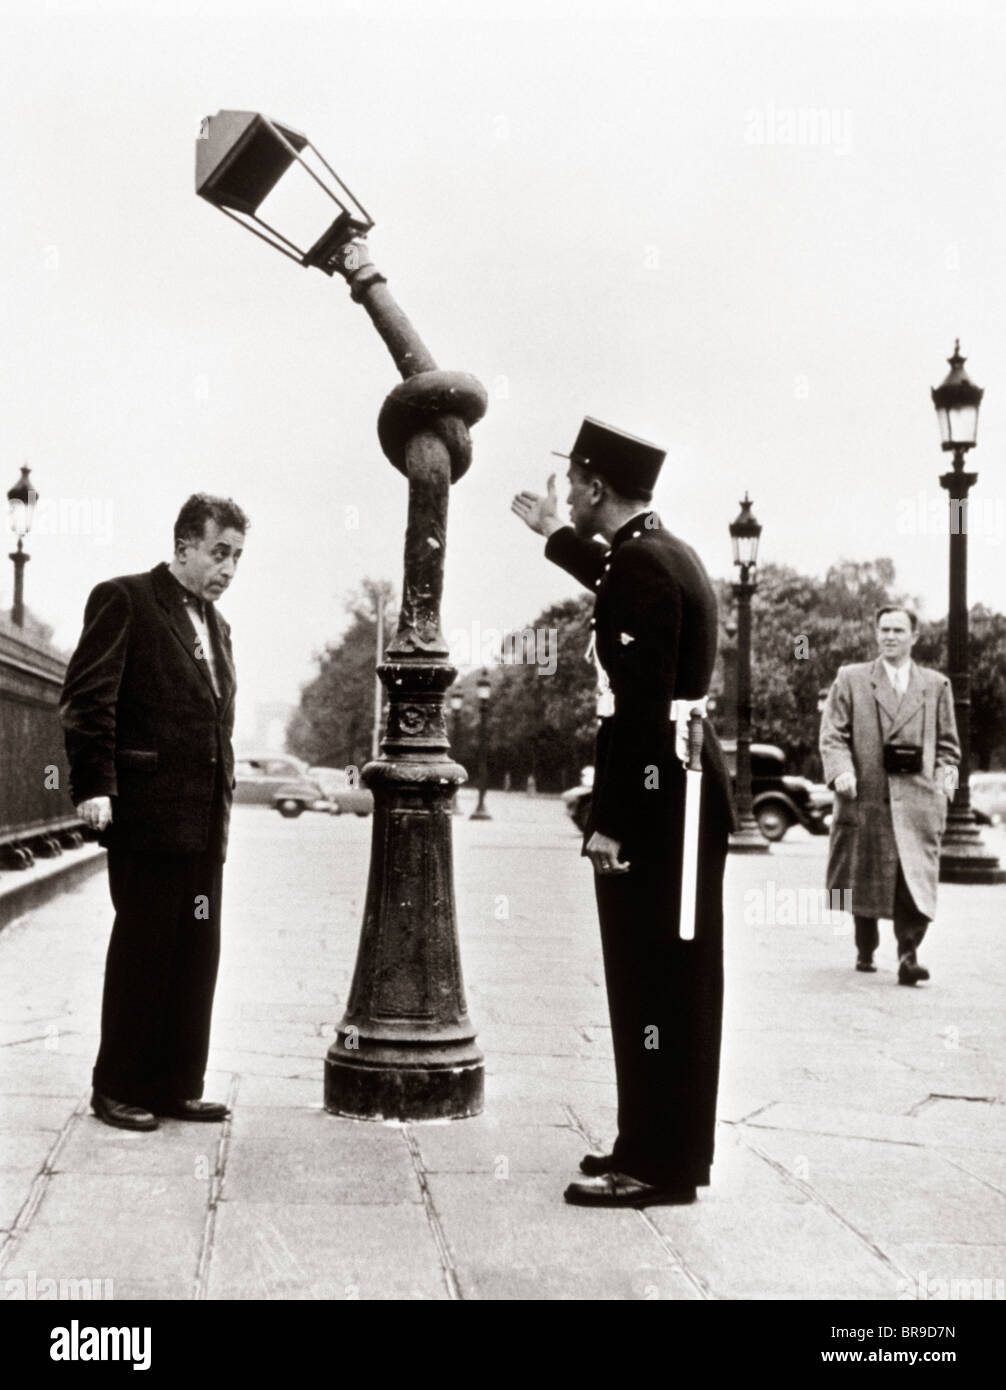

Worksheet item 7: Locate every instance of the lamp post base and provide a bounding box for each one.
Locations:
[469,806,492,821]
[325,1050,484,1122]
[729,817,770,854]
[939,817,1006,884]
[325,695,485,1123]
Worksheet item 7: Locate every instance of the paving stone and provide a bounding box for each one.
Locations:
[206,1202,446,1299]
[53,1124,222,1178]
[0,1096,78,1133]
[32,1174,209,1231]
[646,1189,899,1300]
[229,1104,330,1138]
[230,1076,322,1108]
[0,1058,87,1097]
[424,1170,676,1281]
[741,1103,923,1146]
[456,1262,704,1301]
[935,1148,1006,1193]
[475,1022,612,1058]
[411,1118,586,1175]
[2,798,1004,1301]
[222,1118,419,1204]
[0,1170,36,1229]
[9,1214,203,1281]
[749,1131,1006,1246]
[0,1131,60,1172]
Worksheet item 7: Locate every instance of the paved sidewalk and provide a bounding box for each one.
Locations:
[1,794,1004,1301]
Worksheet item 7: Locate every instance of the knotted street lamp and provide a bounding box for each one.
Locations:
[197,111,487,1119]
[930,342,1004,884]
[728,493,769,853]
[7,464,38,629]
[469,668,492,821]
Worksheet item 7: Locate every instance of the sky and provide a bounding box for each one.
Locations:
[2,0,1003,744]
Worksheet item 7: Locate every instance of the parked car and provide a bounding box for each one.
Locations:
[970,772,1006,827]
[561,741,833,842]
[307,767,374,817]
[234,753,327,818]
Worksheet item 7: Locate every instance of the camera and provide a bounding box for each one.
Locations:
[883,743,923,775]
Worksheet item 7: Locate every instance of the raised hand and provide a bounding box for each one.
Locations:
[510,474,562,537]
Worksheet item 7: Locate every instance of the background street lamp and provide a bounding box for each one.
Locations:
[728,494,770,853]
[930,342,1004,884]
[449,690,464,813]
[7,465,38,630]
[197,111,488,1119]
[469,668,492,821]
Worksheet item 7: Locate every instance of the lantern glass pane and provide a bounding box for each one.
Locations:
[8,496,33,537]
[735,535,758,566]
[298,144,370,228]
[948,402,979,447]
[255,159,343,257]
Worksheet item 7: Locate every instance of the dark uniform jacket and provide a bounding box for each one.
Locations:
[546,512,735,861]
[60,562,236,859]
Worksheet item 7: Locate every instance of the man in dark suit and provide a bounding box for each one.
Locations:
[512,419,734,1207]
[61,494,248,1131]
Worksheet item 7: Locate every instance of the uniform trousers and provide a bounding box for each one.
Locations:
[854,861,930,960]
[92,847,223,1109]
[593,818,727,1188]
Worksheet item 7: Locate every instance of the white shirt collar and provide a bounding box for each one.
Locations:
[882,658,911,693]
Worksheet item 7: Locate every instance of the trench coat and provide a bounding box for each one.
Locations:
[819,659,960,920]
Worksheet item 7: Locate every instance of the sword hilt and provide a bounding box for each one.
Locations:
[686,709,704,773]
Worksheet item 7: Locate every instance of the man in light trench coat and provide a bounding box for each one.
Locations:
[819,606,960,985]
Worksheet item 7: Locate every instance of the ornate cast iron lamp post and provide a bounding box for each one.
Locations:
[196,111,487,1118]
[7,465,38,629]
[728,494,769,853]
[469,668,492,821]
[930,342,1004,884]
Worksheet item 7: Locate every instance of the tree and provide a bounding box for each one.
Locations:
[713,558,917,777]
[286,579,396,771]
[488,595,597,791]
[913,605,1006,771]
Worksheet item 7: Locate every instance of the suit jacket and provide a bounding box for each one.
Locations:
[60,562,237,858]
[819,658,960,919]
[546,513,734,860]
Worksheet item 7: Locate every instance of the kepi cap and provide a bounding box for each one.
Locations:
[553,416,665,500]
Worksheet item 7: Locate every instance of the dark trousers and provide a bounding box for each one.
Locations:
[854,862,930,961]
[593,820,727,1188]
[92,848,223,1109]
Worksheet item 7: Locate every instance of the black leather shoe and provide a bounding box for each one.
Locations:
[91,1092,158,1132]
[159,1099,230,1122]
[563,1172,697,1208]
[898,955,930,986]
[579,1151,616,1176]
[856,956,877,972]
